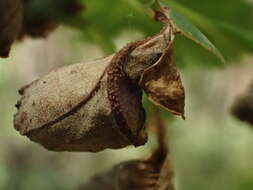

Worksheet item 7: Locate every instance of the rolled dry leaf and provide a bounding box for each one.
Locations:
[139,44,185,119]
[14,51,149,152]
[14,21,184,152]
[0,0,23,57]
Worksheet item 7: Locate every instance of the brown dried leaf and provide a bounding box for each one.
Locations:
[125,24,173,83]
[14,42,150,152]
[0,0,23,57]
[14,23,176,152]
[139,45,185,118]
[14,55,137,152]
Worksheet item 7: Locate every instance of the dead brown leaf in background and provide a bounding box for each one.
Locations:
[0,0,84,58]
[19,0,84,39]
[79,147,173,190]
[0,0,23,57]
[231,82,253,126]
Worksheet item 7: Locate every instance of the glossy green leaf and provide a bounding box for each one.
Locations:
[161,5,225,63]
[157,0,253,63]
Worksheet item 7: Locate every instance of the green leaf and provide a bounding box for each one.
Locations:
[160,5,225,63]
[157,0,253,63]
[170,10,225,63]
[163,0,253,31]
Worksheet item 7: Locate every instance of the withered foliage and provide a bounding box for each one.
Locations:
[139,44,185,119]
[14,17,185,152]
[231,82,253,126]
[0,0,84,57]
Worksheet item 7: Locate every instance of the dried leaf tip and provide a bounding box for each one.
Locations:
[139,42,185,119]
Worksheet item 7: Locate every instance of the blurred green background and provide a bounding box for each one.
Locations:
[1,0,253,189]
